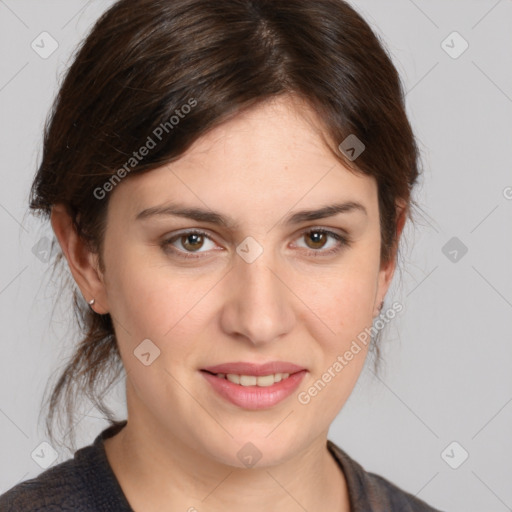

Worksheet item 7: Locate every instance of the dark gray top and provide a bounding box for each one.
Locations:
[0,420,444,511]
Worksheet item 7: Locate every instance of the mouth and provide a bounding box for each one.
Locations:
[199,362,307,410]
[201,360,306,377]
[201,370,295,387]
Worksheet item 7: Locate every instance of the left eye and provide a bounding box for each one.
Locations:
[293,228,347,254]
[161,228,349,259]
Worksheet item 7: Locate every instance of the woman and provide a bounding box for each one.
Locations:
[0,0,444,510]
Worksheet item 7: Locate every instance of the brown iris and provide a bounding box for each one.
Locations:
[304,231,328,250]
[180,233,205,252]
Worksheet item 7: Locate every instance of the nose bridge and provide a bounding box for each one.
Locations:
[221,243,294,344]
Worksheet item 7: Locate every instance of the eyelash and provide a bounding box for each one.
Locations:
[160,228,350,260]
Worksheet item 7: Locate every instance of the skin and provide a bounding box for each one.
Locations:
[51,94,405,511]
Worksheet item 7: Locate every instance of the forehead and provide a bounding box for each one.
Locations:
[109,95,377,222]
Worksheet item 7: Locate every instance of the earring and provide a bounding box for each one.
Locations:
[88,298,96,311]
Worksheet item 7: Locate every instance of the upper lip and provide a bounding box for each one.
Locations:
[201,361,306,376]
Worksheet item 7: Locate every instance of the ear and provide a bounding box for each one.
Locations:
[50,204,109,314]
[373,201,407,317]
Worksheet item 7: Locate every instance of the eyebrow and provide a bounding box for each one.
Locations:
[135,201,367,228]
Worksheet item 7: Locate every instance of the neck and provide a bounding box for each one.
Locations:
[103,395,351,511]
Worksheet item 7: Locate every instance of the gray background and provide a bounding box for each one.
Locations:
[1,1,511,510]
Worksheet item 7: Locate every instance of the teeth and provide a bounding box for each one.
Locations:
[222,373,290,386]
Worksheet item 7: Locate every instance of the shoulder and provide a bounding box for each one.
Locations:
[362,471,444,511]
[327,440,445,512]
[0,454,92,511]
[0,420,130,511]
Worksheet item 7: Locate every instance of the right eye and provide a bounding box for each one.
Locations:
[161,229,219,259]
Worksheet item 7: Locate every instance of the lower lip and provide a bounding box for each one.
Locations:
[200,370,307,410]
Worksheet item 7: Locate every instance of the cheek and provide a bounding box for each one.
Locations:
[105,262,202,410]
[329,278,376,335]
[104,237,177,327]
[105,251,216,366]
[295,254,379,339]
[294,271,378,421]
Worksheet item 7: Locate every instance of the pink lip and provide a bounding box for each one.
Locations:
[201,369,307,410]
[201,361,306,376]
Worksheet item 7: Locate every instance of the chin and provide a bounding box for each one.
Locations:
[200,432,302,470]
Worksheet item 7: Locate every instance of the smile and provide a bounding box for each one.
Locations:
[207,372,291,387]
[200,369,307,410]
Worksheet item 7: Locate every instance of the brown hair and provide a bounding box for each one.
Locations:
[28,0,422,449]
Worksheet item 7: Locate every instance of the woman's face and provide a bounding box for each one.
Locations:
[97,95,396,467]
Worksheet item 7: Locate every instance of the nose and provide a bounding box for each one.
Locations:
[219,250,295,346]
